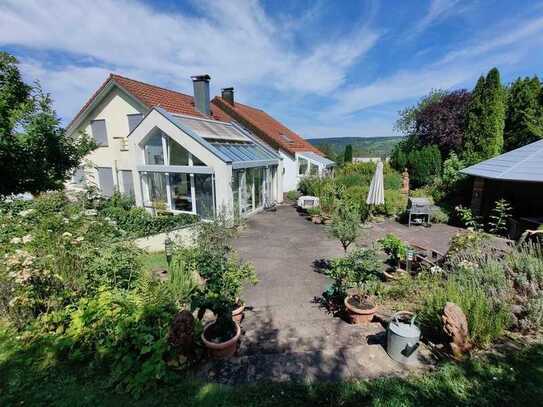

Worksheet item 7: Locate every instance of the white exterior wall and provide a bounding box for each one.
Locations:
[68,87,146,190]
[280,150,298,192]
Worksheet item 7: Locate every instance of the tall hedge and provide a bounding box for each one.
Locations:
[463,68,506,165]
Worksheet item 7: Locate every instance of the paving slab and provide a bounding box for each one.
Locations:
[197,205,438,384]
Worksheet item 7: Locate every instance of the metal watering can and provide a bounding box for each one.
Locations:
[386,311,421,364]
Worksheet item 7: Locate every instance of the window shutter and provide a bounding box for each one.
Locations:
[127,114,144,133]
[91,119,108,146]
[120,170,134,197]
[97,167,114,197]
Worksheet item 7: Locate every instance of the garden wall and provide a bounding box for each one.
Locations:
[133,223,199,252]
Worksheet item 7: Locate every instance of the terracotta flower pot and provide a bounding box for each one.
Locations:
[232,303,245,323]
[344,295,377,325]
[201,320,241,359]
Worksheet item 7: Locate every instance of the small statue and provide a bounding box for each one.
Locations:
[168,310,196,362]
[401,168,409,194]
[442,302,472,358]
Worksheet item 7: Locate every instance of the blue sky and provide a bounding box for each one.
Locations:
[1,0,543,139]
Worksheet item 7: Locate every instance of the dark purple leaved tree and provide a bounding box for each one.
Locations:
[414,89,471,158]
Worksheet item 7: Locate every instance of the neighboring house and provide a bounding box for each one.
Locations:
[212,89,334,192]
[462,139,543,236]
[66,74,283,219]
[353,157,390,163]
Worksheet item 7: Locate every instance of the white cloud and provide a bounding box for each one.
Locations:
[0,0,379,122]
[408,0,464,38]
[440,15,543,64]
[328,13,541,117]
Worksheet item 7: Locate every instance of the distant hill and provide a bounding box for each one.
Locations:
[307,136,402,159]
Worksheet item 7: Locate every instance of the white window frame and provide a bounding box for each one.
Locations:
[139,131,212,217]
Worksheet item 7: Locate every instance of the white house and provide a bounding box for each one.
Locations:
[66,73,331,218]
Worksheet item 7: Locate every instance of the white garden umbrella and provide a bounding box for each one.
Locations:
[366,160,385,206]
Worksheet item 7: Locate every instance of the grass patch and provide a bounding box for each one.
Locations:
[140,251,168,272]
[1,323,542,406]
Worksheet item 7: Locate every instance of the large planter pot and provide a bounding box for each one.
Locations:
[344,295,377,325]
[232,303,245,323]
[311,215,322,224]
[201,320,241,359]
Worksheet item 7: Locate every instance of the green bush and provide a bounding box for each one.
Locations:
[381,189,407,217]
[379,233,408,266]
[431,206,450,223]
[419,273,510,347]
[286,190,301,201]
[101,206,197,238]
[86,242,142,290]
[60,288,177,396]
[327,247,381,296]
[407,145,442,187]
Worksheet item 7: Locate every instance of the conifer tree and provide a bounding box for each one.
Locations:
[344,144,353,163]
[504,76,543,151]
[463,68,506,164]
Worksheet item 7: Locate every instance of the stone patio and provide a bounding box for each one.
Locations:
[197,205,450,384]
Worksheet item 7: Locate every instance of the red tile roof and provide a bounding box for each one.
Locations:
[111,74,232,122]
[68,73,232,130]
[212,97,322,156]
[68,73,321,156]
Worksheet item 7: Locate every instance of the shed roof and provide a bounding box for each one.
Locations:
[461,140,543,182]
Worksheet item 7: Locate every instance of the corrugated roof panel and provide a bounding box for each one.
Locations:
[462,140,543,182]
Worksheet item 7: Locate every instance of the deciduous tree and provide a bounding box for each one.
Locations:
[0,52,94,196]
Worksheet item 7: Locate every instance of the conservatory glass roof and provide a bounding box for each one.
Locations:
[162,110,280,164]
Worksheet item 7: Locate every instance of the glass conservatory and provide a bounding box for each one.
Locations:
[130,109,282,219]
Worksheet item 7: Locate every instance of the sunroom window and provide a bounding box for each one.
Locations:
[140,133,214,217]
[169,141,190,165]
[298,157,308,175]
[310,163,319,176]
[144,133,164,165]
[170,173,192,212]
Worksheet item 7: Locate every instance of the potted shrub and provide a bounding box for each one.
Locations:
[340,248,381,324]
[378,233,409,274]
[198,254,257,358]
[192,220,257,359]
[307,207,322,224]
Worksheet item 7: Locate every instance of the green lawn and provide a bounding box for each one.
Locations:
[1,325,542,407]
[140,251,169,272]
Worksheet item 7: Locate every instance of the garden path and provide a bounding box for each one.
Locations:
[197,205,437,384]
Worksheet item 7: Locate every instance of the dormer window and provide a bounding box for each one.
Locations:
[281,134,294,144]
